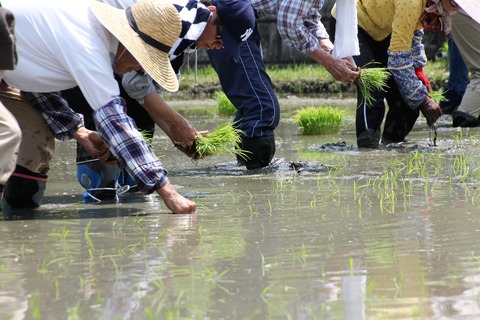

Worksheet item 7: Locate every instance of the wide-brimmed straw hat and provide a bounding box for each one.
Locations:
[91,0,181,92]
[455,0,480,24]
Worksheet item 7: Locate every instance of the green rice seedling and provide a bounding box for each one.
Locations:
[139,128,154,146]
[193,121,250,160]
[294,105,345,135]
[356,62,390,106]
[428,88,447,104]
[216,91,237,116]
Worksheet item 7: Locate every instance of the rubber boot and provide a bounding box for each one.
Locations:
[77,161,120,201]
[357,129,381,148]
[237,136,276,169]
[1,166,47,210]
[452,111,480,128]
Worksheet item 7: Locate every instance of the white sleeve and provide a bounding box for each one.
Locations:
[331,0,360,58]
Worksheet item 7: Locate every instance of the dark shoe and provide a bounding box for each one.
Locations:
[452,111,480,127]
[440,90,463,115]
[1,166,47,210]
[357,129,381,148]
[237,136,275,169]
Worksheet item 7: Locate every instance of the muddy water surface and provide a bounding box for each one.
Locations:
[2,99,480,319]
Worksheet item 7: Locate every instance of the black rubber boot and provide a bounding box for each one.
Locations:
[237,136,276,169]
[1,166,47,210]
[452,111,480,128]
[440,90,463,115]
[357,129,381,148]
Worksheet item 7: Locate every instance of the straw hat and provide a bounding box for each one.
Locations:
[455,0,480,24]
[91,0,181,92]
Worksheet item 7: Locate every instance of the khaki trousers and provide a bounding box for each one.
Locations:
[0,88,55,176]
[0,101,21,185]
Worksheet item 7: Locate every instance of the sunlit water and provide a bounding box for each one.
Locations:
[2,98,480,319]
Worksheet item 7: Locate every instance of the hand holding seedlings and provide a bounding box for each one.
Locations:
[175,122,250,161]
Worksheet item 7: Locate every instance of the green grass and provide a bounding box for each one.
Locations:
[171,62,449,100]
[216,91,237,116]
[294,105,345,135]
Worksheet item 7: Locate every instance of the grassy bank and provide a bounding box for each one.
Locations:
[164,60,450,100]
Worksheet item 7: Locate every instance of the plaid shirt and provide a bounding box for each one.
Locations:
[24,92,169,193]
[252,0,328,54]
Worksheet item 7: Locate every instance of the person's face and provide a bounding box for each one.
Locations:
[195,6,223,50]
[113,43,144,74]
[441,0,461,15]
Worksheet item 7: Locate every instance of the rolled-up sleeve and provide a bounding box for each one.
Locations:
[23,91,85,141]
[93,97,168,193]
[276,0,326,54]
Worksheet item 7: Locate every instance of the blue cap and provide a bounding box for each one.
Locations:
[214,0,256,59]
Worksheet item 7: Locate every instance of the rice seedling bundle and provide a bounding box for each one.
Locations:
[216,91,237,116]
[194,121,250,160]
[428,88,446,104]
[294,105,345,135]
[355,62,390,106]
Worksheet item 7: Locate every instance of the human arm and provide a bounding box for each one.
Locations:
[308,48,358,82]
[142,91,197,149]
[121,71,201,156]
[388,50,441,124]
[410,30,432,91]
[23,91,114,162]
[93,97,196,214]
[276,0,358,82]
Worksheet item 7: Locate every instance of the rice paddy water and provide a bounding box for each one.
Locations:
[1,97,480,319]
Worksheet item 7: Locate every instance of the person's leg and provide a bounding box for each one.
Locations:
[440,35,469,114]
[0,88,55,210]
[207,25,280,169]
[450,13,480,126]
[0,102,21,186]
[353,28,389,148]
[382,83,420,144]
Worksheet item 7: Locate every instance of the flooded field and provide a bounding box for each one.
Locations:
[3,97,480,319]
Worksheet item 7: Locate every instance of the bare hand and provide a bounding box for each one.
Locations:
[174,130,209,159]
[73,127,116,164]
[325,57,359,82]
[309,49,359,83]
[156,181,196,214]
[169,116,197,147]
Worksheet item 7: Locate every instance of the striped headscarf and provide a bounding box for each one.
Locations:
[169,0,212,60]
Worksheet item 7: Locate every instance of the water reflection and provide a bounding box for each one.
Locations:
[2,108,480,318]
